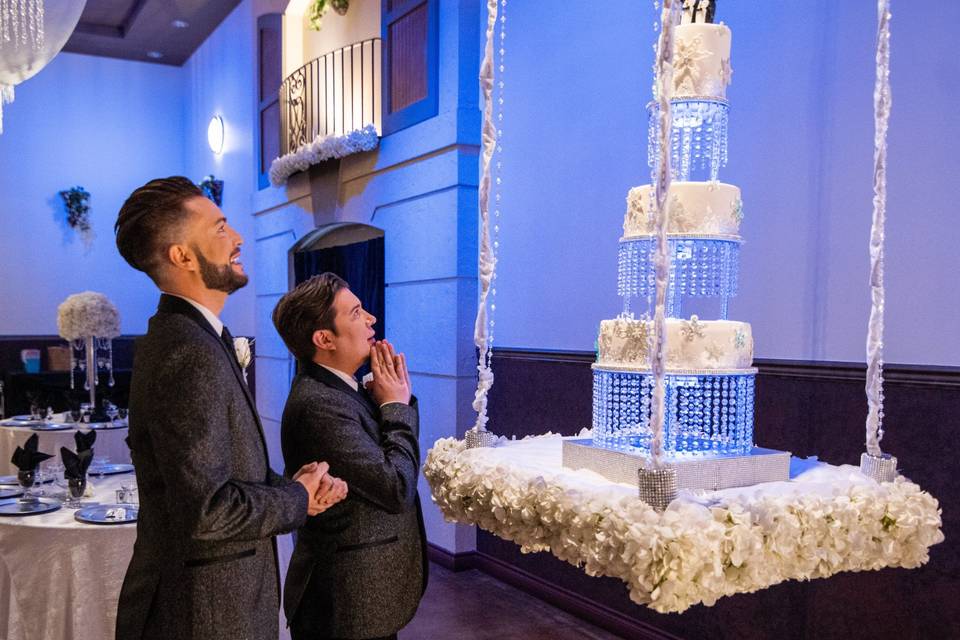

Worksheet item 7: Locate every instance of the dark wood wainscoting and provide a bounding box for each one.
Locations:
[0,335,256,415]
[464,349,958,640]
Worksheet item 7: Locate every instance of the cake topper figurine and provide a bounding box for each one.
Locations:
[682,0,716,24]
[696,0,716,24]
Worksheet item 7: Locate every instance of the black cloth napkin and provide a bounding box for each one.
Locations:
[60,447,93,481]
[74,429,97,453]
[11,433,53,472]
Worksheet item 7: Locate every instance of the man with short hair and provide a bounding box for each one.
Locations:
[273,272,427,640]
[113,176,347,640]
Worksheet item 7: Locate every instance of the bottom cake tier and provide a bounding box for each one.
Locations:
[592,365,756,456]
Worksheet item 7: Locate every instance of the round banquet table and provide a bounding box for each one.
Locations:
[0,422,130,476]
[0,473,136,640]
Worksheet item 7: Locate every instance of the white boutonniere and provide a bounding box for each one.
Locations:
[233,337,254,380]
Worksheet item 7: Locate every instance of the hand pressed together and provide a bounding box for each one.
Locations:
[366,340,412,406]
[293,461,349,516]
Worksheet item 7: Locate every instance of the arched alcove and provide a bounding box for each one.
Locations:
[289,222,385,341]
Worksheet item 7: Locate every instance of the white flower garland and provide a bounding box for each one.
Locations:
[424,435,944,613]
[57,291,120,340]
[269,124,379,186]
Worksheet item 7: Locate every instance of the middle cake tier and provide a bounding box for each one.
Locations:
[623,181,742,238]
[597,314,753,372]
[619,181,743,312]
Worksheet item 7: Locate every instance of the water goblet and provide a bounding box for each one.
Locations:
[92,456,110,477]
[47,460,66,489]
[33,466,46,496]
[64,476,87,509]
[17,468,38,503]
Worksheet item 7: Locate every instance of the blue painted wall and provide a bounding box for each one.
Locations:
[0,0,264,338]
[491,1,960,366]
[0,53,186,335]
[183,0,261,336]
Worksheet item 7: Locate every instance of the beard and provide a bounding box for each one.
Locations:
[194,247,249,294]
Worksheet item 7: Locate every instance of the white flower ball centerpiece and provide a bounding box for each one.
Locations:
[57,292,121,411]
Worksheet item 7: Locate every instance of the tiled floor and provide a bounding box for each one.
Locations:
[399,563,624,640]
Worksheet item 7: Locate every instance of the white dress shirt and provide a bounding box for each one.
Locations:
[318,364,359,392]
[162,292,224,336]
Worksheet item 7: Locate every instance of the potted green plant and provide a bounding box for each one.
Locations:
[308,0,349,30]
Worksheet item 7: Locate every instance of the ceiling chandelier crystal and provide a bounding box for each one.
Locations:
[0,0,45,49]
[0,0,86,133]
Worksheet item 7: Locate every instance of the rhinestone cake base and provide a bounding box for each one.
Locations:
[562,439,790,491]
[637,465,679,511]
[464,428,497,449]
[859,452,898,483]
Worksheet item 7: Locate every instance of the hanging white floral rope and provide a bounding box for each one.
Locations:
[648,0,680,467]
[865,0,891,459]
[467,0,500,445]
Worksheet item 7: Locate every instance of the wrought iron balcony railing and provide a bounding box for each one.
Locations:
[280,37,382,156]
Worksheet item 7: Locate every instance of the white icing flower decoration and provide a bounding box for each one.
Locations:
[734,328,747,350]
[673,35,712,94]
[680,315,705,342]
[720,57,733,87]
[704,341,724,362]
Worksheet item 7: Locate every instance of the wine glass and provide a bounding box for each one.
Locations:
[17,468,37,502]
[64,476,86,509]
[105,401,119,423]
[47,460,66,489]
[92,456,110,477]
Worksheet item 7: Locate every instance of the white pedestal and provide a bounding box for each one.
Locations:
[562,439,791,491]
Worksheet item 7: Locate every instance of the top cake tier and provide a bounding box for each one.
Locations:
[672,23,732,101]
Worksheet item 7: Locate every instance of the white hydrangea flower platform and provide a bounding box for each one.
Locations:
[424,433,944,614]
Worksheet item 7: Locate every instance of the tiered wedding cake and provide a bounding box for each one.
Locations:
[569,4,789,487]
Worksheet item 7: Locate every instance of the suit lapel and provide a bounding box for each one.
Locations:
[303,361,378,422]
[156,294,270,461]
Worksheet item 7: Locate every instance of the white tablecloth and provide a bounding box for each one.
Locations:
[0,474,136,640]
[0,424,130,476]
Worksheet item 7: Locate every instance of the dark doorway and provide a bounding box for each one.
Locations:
[291,223,386,345]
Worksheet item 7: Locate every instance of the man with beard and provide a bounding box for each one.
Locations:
[113,177,347,640]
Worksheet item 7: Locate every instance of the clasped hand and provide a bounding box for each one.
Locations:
[293,461,348,516]
[366,340,412,406]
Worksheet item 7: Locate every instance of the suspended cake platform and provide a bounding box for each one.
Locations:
[424,433,943,614]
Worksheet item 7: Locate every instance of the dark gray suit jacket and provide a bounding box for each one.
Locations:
[281,361,427,640]
[116,294,309,640]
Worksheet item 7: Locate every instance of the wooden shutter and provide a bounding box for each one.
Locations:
[382,0,438,134]
[257,13,282,189]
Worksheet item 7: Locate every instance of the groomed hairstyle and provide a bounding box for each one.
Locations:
[272,272,349,362]
[114,176,204,282]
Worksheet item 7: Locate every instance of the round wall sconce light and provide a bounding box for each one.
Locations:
[207,115,225,154]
